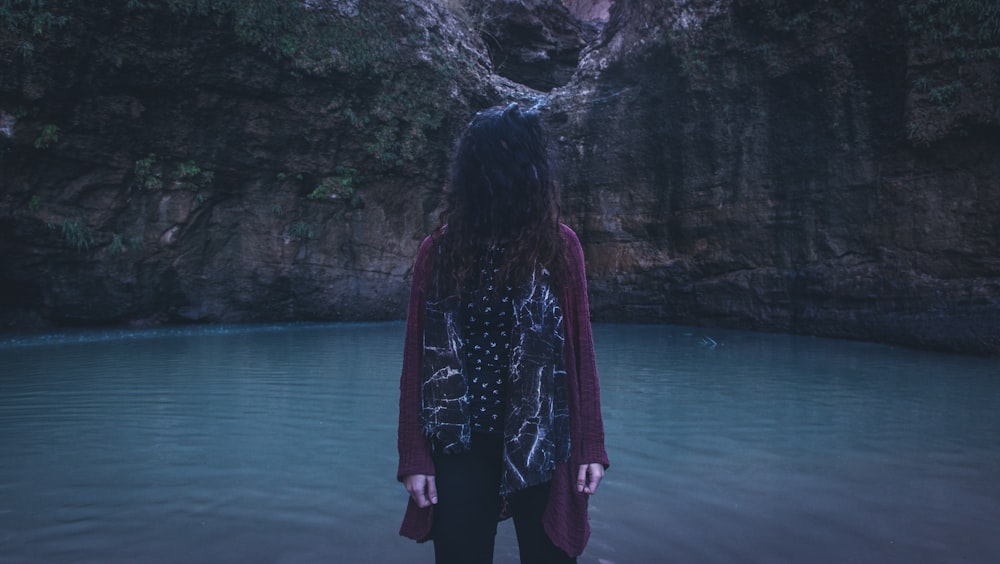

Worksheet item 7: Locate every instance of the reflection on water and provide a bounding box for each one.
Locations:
[1,323,998,563]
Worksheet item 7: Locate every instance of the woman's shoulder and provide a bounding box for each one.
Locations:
[418,232,436,253]
[558,223,584,258]
[417,225,448,257]
[412,231,439,277]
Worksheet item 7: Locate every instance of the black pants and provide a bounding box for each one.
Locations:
[431,433,577,564]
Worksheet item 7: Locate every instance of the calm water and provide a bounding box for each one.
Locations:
[1,323,998,564]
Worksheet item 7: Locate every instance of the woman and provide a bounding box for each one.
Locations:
[397,103,608,564]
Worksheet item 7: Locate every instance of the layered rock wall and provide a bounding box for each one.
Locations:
[1,1,501,325]
[1,0,997,353]
[550,0,999,353]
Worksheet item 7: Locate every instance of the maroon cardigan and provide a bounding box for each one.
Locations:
[397,223,609,557]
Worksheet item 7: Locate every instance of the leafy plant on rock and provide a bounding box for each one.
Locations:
[34,123,58,149]
[0,0,70,37]
[900,0,1000,60]
[309,166,363,208]
[288,220,316,240]
[134,154,215,191]
[108,233,125,256]
[61,218,93,251]
[134,154,162,190]
[174,160,215,189]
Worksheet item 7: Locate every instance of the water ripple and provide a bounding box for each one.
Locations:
[1,322,998,563]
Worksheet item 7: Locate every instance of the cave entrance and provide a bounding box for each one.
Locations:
[467,0,611,91]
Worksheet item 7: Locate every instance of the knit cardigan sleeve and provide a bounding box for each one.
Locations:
[561,223,609,468]
[538,224,609,557]
[397,234,435,482]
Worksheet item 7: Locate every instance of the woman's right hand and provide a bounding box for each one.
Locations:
[403,474,438,508]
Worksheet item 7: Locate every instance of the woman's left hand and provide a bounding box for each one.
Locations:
[576,463,604,495]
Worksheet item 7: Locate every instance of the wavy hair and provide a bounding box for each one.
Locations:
[434,103,565,295]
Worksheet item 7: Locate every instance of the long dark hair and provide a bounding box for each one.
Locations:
[434,103,564,295]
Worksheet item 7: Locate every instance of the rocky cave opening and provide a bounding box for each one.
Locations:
[465,0,611,91]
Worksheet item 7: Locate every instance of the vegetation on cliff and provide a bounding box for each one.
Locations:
[0,0,494,327]
[650,0,999,146]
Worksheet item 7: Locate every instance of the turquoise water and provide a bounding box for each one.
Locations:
[1,323,998,563]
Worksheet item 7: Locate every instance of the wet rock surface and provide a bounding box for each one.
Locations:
[1,0,997,353]
[549,0,999,353]
[0,1,499,326]
[463,0,601,91]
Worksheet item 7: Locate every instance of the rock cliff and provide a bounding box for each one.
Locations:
[549,0,999,354]
[1,1,502,325]
[1,0,997,353]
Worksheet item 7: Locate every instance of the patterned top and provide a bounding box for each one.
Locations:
[461,249,514,434]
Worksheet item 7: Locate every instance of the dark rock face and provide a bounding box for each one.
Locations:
[1,0,997,353]
[0,1,501,326]
[561,0,610,22]
[549,0,1000,353]
[464,0,600,91]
